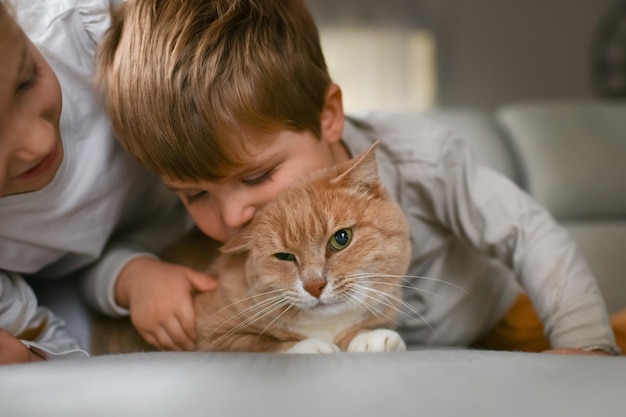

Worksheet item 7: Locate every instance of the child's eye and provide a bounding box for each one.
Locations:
[185,190,208,204]
[242,169,274,186]
[16,61,41,94]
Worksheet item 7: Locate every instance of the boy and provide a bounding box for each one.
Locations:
[97,0,621,355]
[0,0,216,363]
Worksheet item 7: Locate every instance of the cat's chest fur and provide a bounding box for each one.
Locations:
[281,309,367,343]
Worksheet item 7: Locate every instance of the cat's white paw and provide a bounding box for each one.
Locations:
[286,338,340,354]
[347,329,406,353]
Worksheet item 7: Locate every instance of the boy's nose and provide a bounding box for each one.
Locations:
[222,200,256,230]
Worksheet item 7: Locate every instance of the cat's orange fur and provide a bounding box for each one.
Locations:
[193,143,411,353]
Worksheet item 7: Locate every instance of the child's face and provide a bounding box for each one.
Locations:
[162,128,350,243]
[0,12,63,197]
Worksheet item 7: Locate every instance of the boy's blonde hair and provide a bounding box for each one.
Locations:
[98,0,332,181]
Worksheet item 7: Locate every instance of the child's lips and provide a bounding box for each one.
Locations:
[15,147,57,180]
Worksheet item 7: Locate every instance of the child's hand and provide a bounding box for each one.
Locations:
[543,348,612,356]
[115,257,218,351]
[0,328,45,365]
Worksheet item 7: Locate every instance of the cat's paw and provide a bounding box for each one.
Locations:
[347,329,406,353]
[286,338,341,354]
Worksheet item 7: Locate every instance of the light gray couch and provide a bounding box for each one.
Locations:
[1,99,625,417]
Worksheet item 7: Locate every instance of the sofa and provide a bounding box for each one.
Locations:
[1,99,625,417]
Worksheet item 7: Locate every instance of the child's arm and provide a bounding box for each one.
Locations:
[79,190,217,351]
[0,272,89,364]
[426,135,618,354]
[114,256,217,351]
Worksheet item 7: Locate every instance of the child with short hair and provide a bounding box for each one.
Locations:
[97,0,623,355]
[0,0,216,364]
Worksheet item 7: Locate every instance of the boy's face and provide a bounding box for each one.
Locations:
[0,11,63,197]
[163,128,350,243]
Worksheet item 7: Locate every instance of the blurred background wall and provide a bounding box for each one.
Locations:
[306,0,619,112]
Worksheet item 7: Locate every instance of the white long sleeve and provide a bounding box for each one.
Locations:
[0,272,88,360]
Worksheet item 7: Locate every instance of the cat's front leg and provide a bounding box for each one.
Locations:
[347,329,406,353]
[286,338,341,354]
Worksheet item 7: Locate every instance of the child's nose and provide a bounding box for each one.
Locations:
[13,119,55,161]
[222,199,256,230]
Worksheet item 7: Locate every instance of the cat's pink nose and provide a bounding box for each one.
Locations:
[303,278,327,298]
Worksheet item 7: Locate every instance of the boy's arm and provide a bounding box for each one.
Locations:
[79,193,217,351]
[425,135,618,354]
[0,272,89,363]
[79,188,191,318]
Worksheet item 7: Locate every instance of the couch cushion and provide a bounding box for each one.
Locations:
[425,109,523,184]
[1,350,625,417]
[497,100,626,219]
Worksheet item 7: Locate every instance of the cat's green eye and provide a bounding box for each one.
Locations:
[328,228,353,251]
[274,252,297,262]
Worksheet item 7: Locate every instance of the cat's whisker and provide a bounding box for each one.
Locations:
[222,296,288,333]
[344,292,394,324]
[208,294,287,336]
[352,284,439,339]
[256,304,296,342]
[356,280,450,302]
[350,288,404,323]
[347,272,470,296]
[213,297,290,344]
[199,288,286,322]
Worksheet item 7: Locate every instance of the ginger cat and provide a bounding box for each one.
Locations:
[192,143,411,353]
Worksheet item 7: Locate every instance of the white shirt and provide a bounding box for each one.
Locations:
[0,0,189,357]
[342,111,618,354]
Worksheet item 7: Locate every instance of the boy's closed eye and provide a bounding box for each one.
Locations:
[241,168,275,186]
[184,191,207,205]
[16,52,41,94]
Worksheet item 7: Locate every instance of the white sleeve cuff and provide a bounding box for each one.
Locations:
[22,341,89,361]
[80,248,157,317]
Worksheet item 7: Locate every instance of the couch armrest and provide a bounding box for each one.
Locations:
[1,350,625,416]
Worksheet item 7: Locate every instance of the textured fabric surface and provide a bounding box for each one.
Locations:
[497,100,626,219]
[424,108,523,184]
[1,350,625,417]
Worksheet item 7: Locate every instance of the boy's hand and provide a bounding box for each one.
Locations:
[116,257,218,351]
[0,328,45,365]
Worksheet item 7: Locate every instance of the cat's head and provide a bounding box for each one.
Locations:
[221,142,411,314]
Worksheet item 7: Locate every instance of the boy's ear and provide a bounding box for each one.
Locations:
[320,83,345,145]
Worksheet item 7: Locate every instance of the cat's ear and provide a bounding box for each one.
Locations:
[220,231,254,254]
[332,141,384,198]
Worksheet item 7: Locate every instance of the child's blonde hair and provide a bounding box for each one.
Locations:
[98,0,332,181]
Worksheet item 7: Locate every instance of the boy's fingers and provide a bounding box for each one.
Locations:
[187,270,218,293]
[164,317,195,351]
[154,325,184,352]
[176,301,197,343]
[141,332,159,350]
